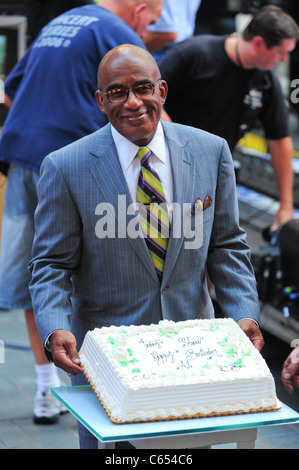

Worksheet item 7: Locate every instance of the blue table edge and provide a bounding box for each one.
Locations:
[51,385,299,443]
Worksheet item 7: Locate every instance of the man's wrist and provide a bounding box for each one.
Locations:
[237,318,260,328]
[45,333,53,351]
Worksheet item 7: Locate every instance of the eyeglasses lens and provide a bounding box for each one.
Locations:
[108,84,155,103]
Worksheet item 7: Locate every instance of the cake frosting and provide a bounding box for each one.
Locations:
[79,318,280,423]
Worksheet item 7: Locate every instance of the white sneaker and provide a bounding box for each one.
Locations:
[33,389,61,424]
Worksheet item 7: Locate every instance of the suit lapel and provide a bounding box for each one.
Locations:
[88,126,158,282]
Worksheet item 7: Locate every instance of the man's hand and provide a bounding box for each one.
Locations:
[238,319,264,351]
[281,346,299,394]
[271,204,293,232]
[49,329,82,376]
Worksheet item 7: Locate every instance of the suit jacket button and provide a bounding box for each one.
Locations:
[162,286,169,294]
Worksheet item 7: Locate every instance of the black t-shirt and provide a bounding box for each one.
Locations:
[159,35,289,150]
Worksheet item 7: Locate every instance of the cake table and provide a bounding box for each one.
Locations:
[52,385,299,449]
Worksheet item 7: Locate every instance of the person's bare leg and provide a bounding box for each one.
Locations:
[25,308,48,364]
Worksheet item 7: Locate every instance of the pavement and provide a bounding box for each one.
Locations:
[0,308,79,449]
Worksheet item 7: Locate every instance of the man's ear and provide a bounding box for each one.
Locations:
[252,35,267,52]
[131,3,147,29]
[95,89,107,115]
[159,79,168,105]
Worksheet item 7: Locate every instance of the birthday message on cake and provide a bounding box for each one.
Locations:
[138,334,223,371]
[106,321,251,382]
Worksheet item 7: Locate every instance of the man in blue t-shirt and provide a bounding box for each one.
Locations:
[0,0,162,427]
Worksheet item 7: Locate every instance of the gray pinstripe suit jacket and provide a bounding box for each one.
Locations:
[29,121,260,350]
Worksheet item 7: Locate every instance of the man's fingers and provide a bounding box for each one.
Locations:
[49,330,82,375]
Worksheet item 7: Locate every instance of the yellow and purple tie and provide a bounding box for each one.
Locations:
[137,147,169,281]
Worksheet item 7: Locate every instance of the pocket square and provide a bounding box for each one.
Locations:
[191,196,212,215]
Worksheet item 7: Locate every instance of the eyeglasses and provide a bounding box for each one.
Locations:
[98,80,161,103]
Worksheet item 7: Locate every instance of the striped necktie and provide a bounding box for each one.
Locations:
[137,147,169,281]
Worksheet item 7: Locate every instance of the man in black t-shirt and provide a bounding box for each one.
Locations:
[159,5,299,230]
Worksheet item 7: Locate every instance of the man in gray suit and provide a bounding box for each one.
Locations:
[29,44,263,448]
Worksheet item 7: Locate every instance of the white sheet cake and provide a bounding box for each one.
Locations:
[79,318,280,423]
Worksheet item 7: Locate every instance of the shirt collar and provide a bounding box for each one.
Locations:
[111,121,166,170]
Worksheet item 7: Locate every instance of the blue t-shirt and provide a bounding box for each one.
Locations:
[0,5,145,172]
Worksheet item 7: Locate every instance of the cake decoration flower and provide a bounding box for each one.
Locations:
[107,332,140,370]
[210,324,219,332]
[157,320,180,337]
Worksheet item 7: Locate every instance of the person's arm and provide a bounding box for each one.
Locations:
[267,136,294,231]
[143,31,177,53]
[29,154,83,373]
[144,1,178,52]
[4,93,12,108]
